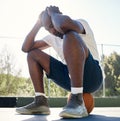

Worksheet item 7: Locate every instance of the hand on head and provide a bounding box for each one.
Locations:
[46,5,62,16]
[38,6,62,25]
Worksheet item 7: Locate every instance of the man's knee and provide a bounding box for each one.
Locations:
[27,49,42,60]
[27,49,36,59]
[63,31,88,58]
[63,31,84,46]
[63,31,78,41]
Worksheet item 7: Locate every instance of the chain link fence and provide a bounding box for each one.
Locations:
[97,44,120,97]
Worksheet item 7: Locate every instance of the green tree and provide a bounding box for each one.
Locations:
[0,47,68,97]
[0,48,34,96]
[103,52,120,96]
[44,76,68,97]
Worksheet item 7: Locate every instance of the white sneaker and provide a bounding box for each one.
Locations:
[16,95,50,115]
[59,93,88,118]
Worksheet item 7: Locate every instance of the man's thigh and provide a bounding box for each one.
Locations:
[46,56,71,91]
[83,52,103,93]
[46,54,103,93]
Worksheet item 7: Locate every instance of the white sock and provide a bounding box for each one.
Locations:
[71,87,83,94]
[35,92,46,97]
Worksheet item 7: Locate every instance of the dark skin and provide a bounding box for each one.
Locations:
[22,6,88,94]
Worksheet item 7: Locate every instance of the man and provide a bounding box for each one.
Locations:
[16,6,103,118]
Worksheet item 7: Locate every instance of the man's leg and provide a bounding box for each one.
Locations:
[16,49,51,114]
[63,31,88,88]
[27,49,50,93]
[59,31,89,118]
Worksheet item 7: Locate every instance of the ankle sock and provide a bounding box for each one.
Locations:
[35,92,46,97]
[71,87,83,94]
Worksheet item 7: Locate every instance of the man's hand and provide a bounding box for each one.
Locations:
[46,6,62,16]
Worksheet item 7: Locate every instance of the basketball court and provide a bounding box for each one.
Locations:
[0,107,120,121]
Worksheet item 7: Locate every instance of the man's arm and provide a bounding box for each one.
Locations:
[22,19,42,52]
[30,40,50,51]
[47,6,85,34]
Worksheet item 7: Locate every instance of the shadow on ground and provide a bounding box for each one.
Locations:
[21,114,120,121]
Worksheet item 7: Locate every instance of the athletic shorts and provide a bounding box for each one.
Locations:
[46,52,103,93]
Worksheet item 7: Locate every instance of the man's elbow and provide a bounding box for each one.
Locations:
[21,46,30,53]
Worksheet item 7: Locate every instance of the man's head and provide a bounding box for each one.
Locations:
[41,7,63,38]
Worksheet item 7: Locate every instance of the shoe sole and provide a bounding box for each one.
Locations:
[59,112,88,118]
[16,106,50,115]
[16,110,50,115]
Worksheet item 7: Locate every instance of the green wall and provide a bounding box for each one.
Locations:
[0,97,120,107]
[16,97,120,107]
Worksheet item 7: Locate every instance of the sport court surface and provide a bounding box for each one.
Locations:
[0,107,120,121]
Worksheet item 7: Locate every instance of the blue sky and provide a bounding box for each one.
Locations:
[0,0,120,77]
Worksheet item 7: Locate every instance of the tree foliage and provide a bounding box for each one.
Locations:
[1,47,120,97]
[103,52,120,96]
[44,77,68,97]
[0,49,34,96]
[0,48,68,97]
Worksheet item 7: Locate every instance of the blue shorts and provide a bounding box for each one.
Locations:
[47,52,103,93]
